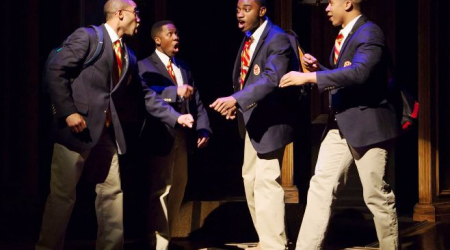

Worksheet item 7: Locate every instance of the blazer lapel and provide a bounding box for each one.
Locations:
[151,53,177,85]
[248,20,272,69]
[240,20,273,88]
[336,15,369,66]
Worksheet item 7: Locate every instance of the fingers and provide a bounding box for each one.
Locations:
[197,137,209,148]
[279,72,293,88]
[303,53,317,64]
[210,97,237,118]
[178,114,194,128]
[279,71,307,88]
[226,106,237,120]
[73,122,86,133]
[178,85,194,99]
[209,98,226,113]
[66,113,87,133]
[303,54,319,72]
[184,85,194,98]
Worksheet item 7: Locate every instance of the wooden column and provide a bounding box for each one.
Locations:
[274,0,299,204]
[413,0,450,222]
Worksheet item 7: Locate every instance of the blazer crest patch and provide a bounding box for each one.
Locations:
[343,61,352,67]
[253,64,261,76]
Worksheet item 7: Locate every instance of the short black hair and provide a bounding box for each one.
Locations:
[151,20,174,40]
[255,0,267,7]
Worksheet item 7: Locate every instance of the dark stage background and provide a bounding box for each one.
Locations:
[2,0,449,246]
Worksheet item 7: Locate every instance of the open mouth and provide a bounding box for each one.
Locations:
[238,20,245,29]
[173,43,179,53]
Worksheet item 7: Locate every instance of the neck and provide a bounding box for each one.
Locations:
[342,12,361,28]
[248,17,266,34]
[106,20,124,38]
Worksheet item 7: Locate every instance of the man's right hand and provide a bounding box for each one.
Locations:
[177,114,194,128]
[302,53,319,72]
[66,113,87,133]
[177,84,194,99]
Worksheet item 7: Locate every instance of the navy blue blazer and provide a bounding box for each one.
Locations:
[138,52,211,154]
[232,19,300,154]
[47,24,180,154]
[316,16,399,147]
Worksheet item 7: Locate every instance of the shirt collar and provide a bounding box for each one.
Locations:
[245,18,268,43]
[340,15,362,38]
[105,23,122,45]
[155,49,176,66]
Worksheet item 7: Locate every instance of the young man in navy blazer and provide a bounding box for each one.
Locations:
[137,20,211,250]
[211,0,300,249]
[280,0,400,249]
[36,1,194,249]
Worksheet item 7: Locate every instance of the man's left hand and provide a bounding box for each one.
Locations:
[197,136,209,148]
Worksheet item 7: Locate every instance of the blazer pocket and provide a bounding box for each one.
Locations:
[75,101,89,115]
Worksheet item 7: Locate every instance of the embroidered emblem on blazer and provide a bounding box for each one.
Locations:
[253,64,261,76]
[343,61,352,67]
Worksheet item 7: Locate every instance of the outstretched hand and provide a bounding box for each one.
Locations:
[209,96,237,117]
[279,71,316,88]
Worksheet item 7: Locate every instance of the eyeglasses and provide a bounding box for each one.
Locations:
[119,9,140,16]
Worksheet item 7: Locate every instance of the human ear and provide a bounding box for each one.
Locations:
[155,37,161,46]
[259,6,267,17]
[344,0,353,11]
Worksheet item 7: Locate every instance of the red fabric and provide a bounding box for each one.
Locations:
[240,36,253,88]
[166,58,177,84]
[334,32,344,64]
[113,40,123,77]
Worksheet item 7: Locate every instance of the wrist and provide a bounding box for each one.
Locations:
[308,72,317,84]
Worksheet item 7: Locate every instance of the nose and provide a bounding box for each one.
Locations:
[136,15,141,23]
[237,10,244,18]
[325,3,331,12]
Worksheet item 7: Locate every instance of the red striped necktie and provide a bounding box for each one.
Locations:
[333,31,344,65]
[240,36,254,89]
[113,40,123,81]
[167,58,177,84]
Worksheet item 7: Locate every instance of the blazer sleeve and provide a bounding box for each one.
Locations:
[150,85,178,103]
[136,69,181,128]
[46,28,91,118]
[232,32,291,112]
[316,24,385,93]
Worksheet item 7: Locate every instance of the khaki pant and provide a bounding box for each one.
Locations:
[36,129,123,250]
[296,129,398,250]
[242,133,287,250]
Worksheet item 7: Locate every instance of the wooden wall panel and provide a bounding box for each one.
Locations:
[437,0,450,197]
[413,0,450,222]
